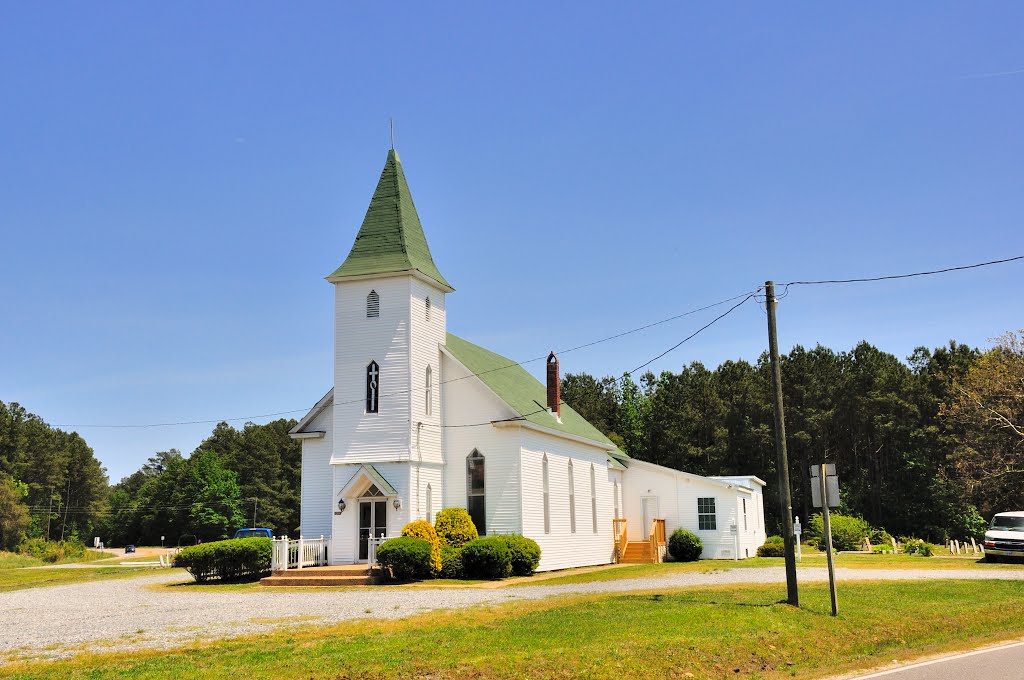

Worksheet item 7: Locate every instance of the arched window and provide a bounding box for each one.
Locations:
[466,450,486,536]
[366,361,380,413]
[590,464,598,533]
[425,296,431,321]
[613,482,620,520]
[568,460,576,534]
[542,455,550,534]
[425,365,432,416]
[426,484,433,524]
[366,290,379,318]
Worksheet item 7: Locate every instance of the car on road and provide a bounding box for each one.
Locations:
[984,511,1024,561]
[124,544,136,554]
[232,528,273,539]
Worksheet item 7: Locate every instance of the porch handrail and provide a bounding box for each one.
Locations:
[612,518,628,562]
[367,535,397,568]
[271,535,330,572]
[649,519,666,563]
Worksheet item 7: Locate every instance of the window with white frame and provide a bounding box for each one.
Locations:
[425,365,432,416]
[697,497,717,531]
[590,464,597,533]
[568,460,576,534]
[742,497,748,531]
[542,455,550,534]
[613,482,620,520]
[466,450,486,535]
[367,290,379,318]
[426,484,433,524]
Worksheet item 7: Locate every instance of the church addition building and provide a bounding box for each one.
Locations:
[289,150,767,571]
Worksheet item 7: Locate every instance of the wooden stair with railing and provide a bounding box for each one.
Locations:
[614,518,667,564]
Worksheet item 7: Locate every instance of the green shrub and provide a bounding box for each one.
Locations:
[17,538,87,564]
[172,537,271,582]
[668,528,702,562]
[401,520,442,575]
[440,544,464,579]
[757,535,785,557]
[497,535,541,576]
[376,536,433,582]
[867,528,895,549]
[809,513,870,552]
[434,508,478,548]
[903,538,935,557]
[460,536,512,579]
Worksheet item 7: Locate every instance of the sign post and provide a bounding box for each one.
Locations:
[794,517,802,560]
[811,463,840,616]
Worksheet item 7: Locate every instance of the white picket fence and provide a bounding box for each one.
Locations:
[271,536,331,572]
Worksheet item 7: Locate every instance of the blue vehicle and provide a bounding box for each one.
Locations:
[233,528,273,539]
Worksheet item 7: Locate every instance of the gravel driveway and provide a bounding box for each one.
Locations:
[3,566,1023,662]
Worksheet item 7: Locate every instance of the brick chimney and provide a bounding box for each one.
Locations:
[546,352,560,417]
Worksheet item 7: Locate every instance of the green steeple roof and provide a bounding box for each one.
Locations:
[328,150,453,290]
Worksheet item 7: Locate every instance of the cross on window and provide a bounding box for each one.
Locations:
[366,361,380,413]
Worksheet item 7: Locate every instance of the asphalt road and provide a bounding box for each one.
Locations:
[848,641,1024,679]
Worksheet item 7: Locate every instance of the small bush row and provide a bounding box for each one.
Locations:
[376,509,541,582]
[173,537,272,582]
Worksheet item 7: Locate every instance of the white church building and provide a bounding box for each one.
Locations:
[289,150,767,571]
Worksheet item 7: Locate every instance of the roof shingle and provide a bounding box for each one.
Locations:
[328,150,452,290]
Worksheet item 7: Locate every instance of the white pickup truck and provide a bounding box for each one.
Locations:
[984,511,1024,561]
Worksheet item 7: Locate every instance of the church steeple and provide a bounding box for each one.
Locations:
[328,150,453,291]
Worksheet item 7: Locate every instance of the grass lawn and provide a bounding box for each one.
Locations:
[0,566,169,593]
[4,580,1024,679]
[0,550,109,569]
[527,553,1021,587]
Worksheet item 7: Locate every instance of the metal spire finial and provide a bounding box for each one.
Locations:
[390,117,394,151]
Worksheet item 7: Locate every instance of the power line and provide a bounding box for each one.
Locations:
[626,294,756,375]
[50,254,1021,430]
[781,255,1024,287]
[55,409,311,430]
[55,287,761,429]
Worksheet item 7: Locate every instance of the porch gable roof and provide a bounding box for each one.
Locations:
[338,464,398,498]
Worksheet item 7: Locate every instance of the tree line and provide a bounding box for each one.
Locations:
[562,332,1023,541]
[2,330,1020,549]
[0,404,301,549]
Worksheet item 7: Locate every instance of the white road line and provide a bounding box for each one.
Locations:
[850,640,1024,679]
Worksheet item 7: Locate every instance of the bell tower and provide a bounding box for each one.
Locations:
[325,149,452,480]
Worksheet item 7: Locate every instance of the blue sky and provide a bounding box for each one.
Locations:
[2,4,1022,482]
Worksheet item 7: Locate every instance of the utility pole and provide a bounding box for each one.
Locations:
[251,498,258,528]
[765,280,799,606]
[46,485,53,542]
[819,463,838,616]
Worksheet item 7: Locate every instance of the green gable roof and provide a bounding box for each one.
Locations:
[444,333,624,455]
[328,150,453,290]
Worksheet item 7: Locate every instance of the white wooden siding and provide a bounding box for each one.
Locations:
[621,460,766,560]
[299,405,333,539]
[440,352,521,534]
[409,278,447,467]
[332,277,412,464]
[520,430,615,571]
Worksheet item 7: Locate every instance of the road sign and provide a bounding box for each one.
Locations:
[810,464,840,508]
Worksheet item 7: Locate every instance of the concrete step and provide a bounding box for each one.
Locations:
[260,575,374,587]
[269,566,371,577]
[260,565,374,586]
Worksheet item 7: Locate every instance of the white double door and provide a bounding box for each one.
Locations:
[357,499,388,561]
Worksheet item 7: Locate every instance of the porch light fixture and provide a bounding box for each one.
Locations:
[337,498,347,513]
[393,497,402,511]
